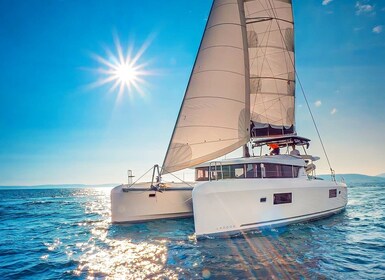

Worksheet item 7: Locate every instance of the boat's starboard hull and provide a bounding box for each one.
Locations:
[192,178,347,238]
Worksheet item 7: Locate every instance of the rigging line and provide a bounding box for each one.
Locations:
[125,165,155,189]
[266,0,334,174]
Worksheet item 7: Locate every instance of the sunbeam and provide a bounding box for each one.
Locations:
[89,34,154,101]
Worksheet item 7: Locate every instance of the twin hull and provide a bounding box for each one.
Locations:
[111,179,347,237]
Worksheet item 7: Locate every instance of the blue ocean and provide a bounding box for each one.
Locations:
[1,183,384,279]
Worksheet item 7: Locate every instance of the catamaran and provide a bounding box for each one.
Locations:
[111,0,348,237]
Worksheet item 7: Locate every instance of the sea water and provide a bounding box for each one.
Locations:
[0,183,384,279]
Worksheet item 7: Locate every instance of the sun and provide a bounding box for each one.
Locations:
[89,34,153,100]
[116,64,137,84]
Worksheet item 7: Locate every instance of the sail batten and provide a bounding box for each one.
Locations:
[246,18,293,25]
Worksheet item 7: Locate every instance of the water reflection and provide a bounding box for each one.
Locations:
[72,188,179,279]
[74,239,177,279]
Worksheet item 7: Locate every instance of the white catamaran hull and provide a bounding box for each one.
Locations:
[192,178,347,237]
[111,183,193,223]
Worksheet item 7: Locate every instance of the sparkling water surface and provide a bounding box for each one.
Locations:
[1,183,384,279]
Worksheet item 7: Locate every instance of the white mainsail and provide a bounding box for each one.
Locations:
[245,0,295,137]
[162,0,295,174]
[162,0,250,174]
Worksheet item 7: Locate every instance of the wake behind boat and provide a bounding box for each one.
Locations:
[111,0,347,237]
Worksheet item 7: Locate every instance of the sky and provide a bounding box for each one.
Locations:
[0,0,384,185]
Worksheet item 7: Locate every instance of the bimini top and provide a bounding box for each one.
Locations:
[253,135,310,149]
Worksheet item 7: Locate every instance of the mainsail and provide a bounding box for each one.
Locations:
[162,0,295,174]
[245,0,295,137]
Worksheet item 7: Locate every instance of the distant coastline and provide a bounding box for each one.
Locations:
[0,183,119,190]
[1,173,384,189]
[318,173,385,184]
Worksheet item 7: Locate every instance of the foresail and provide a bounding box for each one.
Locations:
[162,0,250,174]
[245,0,296,137]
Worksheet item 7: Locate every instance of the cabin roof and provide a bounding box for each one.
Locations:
[193,154,305,168]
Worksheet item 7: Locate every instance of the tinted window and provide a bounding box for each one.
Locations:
[274,193,292,204]
[196,167,209,181]
[329,189,337,198]
[263,164,300,178]
[246,164,261,178]
[210,166,222,181]
[233,165,245,178]
[221,164,244,179]
[196,163,300,180]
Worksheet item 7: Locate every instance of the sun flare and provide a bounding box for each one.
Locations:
[90,34,153,100]
[116,63,137,84]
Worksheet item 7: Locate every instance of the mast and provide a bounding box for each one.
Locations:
[239,0,252,158]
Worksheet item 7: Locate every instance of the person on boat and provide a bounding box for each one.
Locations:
[268,143,280,155]
[290,144,300,156]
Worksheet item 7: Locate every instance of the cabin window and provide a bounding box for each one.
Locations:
[233,165,245,178]
[195,163,299,181]
[221,164,245,179]
[263,164,300,178]
[246,164,261,178]
[196,167,209,181]
[209,165,223,180]
[264,163,279,178]
[274,193,292,204]
[292,166,300,177]
[329,189,337,198]
[222,165,231,179]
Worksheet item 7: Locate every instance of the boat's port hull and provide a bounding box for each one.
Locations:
[111,183,194,223]
[192,178,348,237]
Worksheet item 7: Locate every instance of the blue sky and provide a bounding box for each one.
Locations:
[0,0,384,185]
